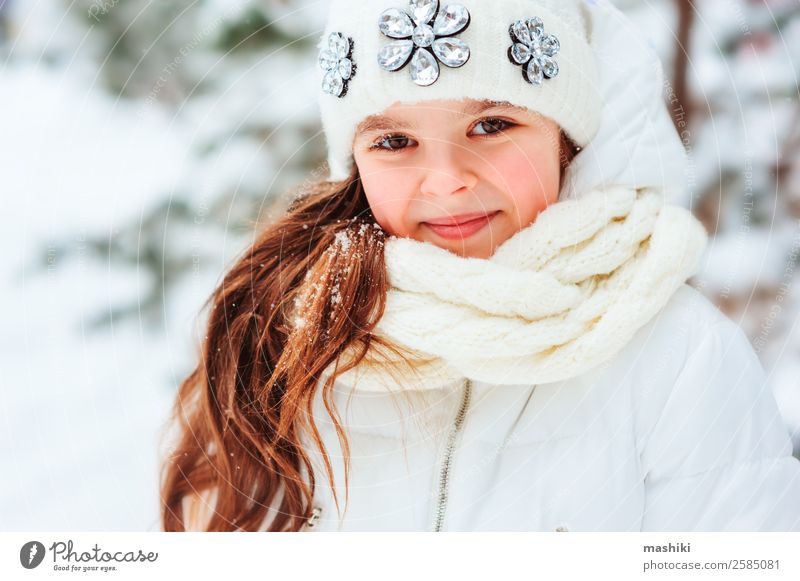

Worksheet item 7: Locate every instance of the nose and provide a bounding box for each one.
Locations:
[418,141,478,197]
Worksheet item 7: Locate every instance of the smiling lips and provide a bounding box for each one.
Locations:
[423,211,500,239]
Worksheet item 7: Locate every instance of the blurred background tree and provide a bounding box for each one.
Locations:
[44,0,327,330]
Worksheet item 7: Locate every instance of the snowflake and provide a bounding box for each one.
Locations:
[507,17,560,86]
[318,32,356,98]
[377,0,471,87]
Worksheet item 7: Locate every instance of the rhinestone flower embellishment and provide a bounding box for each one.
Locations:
[377,0,471,87]
[318,32,356,98]
[507,17,560,86]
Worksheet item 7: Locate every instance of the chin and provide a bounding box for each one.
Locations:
[431,239,496,260]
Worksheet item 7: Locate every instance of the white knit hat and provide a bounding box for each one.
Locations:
[315,0,600,182]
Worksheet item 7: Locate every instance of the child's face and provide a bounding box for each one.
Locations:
[352,98,562,259]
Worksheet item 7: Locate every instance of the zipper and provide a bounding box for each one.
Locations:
[304,506,322,530]
[431,378,472,532]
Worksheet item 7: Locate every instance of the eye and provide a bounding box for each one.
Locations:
[471,118,516,136]
[369,134,416,153]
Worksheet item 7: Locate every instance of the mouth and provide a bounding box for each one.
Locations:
[422,211,501,240]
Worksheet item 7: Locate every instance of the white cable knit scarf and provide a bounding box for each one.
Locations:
[317,185,708,393]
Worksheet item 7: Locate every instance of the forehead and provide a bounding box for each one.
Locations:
[355,99,530,135]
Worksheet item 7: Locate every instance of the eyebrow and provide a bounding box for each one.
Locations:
[355,100,525,136]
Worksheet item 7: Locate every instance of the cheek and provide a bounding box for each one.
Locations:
[359,168,416,236]
[490,147,560,227]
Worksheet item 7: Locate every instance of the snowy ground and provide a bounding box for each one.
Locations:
[0,64,222,530]
[1,0,323,531]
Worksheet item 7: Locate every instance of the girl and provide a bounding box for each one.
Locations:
[160,0,800,532]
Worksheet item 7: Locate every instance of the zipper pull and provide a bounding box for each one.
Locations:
[305,506,322,529]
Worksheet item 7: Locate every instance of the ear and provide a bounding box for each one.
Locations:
[558,131,568,184]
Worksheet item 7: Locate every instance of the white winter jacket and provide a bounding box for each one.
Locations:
[301,283,800,531]
[293,0,800,532]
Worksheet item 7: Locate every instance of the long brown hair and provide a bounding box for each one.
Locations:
[160,131,579,532]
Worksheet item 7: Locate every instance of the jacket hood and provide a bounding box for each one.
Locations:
[560,0,689,206]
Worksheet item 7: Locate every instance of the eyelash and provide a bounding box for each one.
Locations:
[368,117,517,153]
